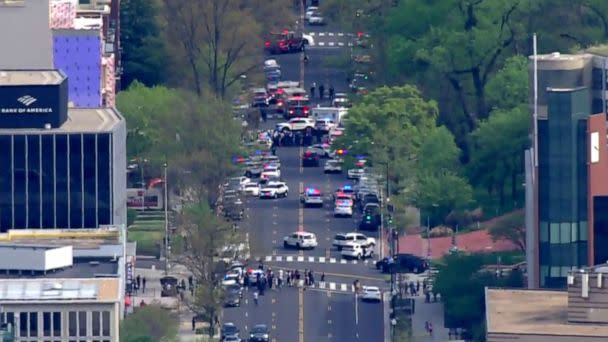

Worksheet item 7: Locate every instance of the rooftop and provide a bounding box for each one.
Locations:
[586,44,608,57]
[0,107,123,133]
[0,277,120,302]
[0,70,65,86]
[529,52,591,61]
[0,259,119,279]
[486,288,608,337]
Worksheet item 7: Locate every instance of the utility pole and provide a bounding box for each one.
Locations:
[163,162,169,275]
[299,0,305,86]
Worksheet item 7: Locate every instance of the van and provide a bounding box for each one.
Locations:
[310,107,348,126]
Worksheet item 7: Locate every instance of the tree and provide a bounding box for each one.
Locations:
[468,105,530,209]
[485,55,529,112]
[177,201,241,336]
[116,83,243,200]
[488,210,526,251]
[120,305,178,342]
[433,252,524,340]
[120,0,168,88]
[162,0,292,97]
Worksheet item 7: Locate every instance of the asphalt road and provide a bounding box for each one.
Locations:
[221,16,385,342]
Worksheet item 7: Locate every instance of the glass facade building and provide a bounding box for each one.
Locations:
[538,87,590,288]
[0,110,126,232]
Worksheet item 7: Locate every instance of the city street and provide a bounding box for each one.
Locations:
[222,18,387,341]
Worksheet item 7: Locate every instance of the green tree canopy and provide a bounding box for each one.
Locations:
[120,305,178,342]
[468,105,530,209]
[120,0,167,88]
[116,82,243,200]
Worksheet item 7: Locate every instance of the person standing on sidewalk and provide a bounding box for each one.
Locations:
[142,277,147,293]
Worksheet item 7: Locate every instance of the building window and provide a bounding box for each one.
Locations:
[27,134,41,228]
[55,134,69,228]
[43,312,51,336]
[540,221,549,242]
[78,311,86,336]
[68,312,77,336]
[53,312,61,337]
[592,67,604,90]
[550,223,560,244]
[29,312,38,337]
[19,312,27,337]
[97,134,111,224]
[102,311,110,336]
[83,134,97,228]
[41,135,55,228]
[92,311,100,336]
[560,223,570,244]
[0,135,12,231]
[69,134,83,228]
[13,135,26,228]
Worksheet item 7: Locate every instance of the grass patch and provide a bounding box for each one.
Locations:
[128,230,163,256]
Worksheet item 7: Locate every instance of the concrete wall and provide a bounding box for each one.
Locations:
[111,112,127,228]
[587,114,608,265]
[0,0,53,69]
[488,333,608,342]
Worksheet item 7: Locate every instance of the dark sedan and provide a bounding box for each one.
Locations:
[249,324,270,342]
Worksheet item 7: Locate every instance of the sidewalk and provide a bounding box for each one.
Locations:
[131,264,204,341]
[410,296,449,341]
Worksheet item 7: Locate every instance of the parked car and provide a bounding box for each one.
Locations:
[375,254,429,274]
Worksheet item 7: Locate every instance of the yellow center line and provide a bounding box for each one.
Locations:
[299,287,304,342]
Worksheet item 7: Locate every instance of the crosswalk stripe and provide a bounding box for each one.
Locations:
[319,257,326,263]
[338,32,344,36]
[328,32,334,36]
[329,282,336,290]
[319,32,326,36]
[286,256,293,262]
[330,258,336,263]
[352,260,357,264]
[265,256,272,262]
[340,259,347,264]
[318,42,325,46]
[276,256,283,262]
[297,256,304,262]
[308,32,316,36]
[328,42,335,46]
[338,42,344,47]
[308,256,315,262]
[340,284,347,291]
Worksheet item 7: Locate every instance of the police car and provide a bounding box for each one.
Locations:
[300,188,324,207]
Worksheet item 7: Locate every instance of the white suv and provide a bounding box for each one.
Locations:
[259,181,289,199]
[332,232,376,250]
[340,242,374,259]
[283,231,318,249]
[276,118,315,132]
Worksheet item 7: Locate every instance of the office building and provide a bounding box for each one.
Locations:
[486,265,608,341]
[0,69,127,232]
[0,229,136,342]
[51,0,119,106]
[526,50,608,288]
[0,0,54,69]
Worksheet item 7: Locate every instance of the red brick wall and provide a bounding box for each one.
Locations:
[587,113,608,265]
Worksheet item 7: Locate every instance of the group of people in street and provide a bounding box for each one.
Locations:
[309,82,335,101]
[247,265,324,305]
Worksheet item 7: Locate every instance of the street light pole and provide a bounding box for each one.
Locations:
[163,162,169,275]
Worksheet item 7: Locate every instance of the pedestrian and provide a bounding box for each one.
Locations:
[321,272,325,282]
[329,85,335,100]
[142,277,147,293]
[433,291,438,302]
[253,291,259,305]
[425,290,431,303]
[424,321,430,335]
[416,280,420,293]
[188,275,193,287]
[136,275,141,290]
[429,322,434,336]
[192,316,196,331]
[286,272,291,287]
[318,84,325,100]
[310,82,316,98]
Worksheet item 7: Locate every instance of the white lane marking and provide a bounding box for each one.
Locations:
[308,256,315,263]
[287,256,294,262]
[338,42,345,47]
[330,258,336,263]
[318,42,326,46]
[319,257,326,263]
[328,32,334,36]
[340,259,347,264]
[297,256,304,262]
[338,32,344,36]
[308,32,316,36]
[265,256,272,262]
[340,283,347,291]
[328,42,335,46]
[329,282,336,290]
[318,32,326,36]
[276,256,283,262]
